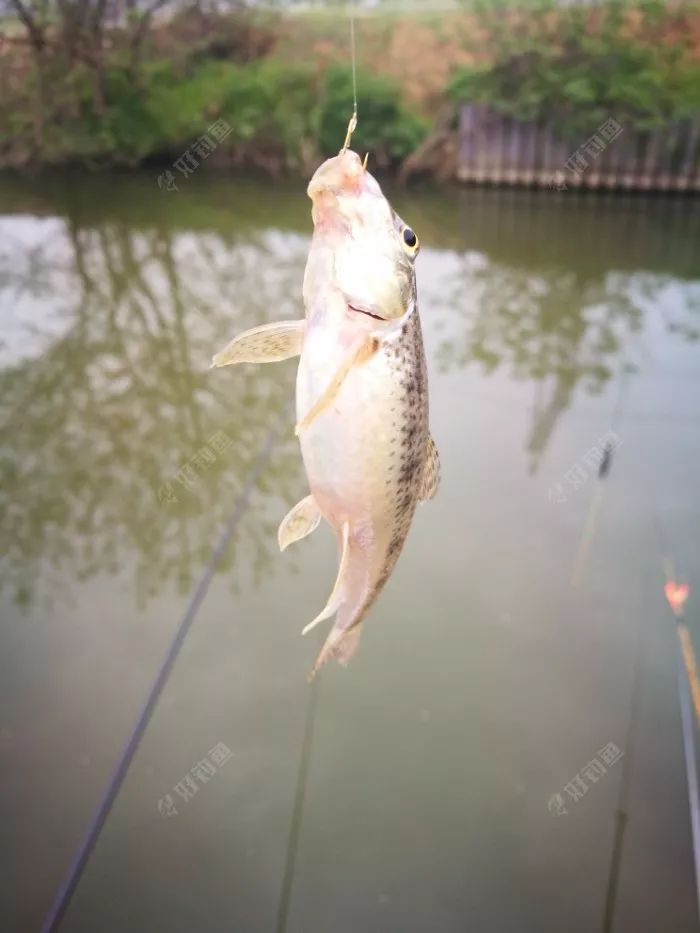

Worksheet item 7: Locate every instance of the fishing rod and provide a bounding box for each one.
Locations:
[275,16,360,932]
[557,364,640,933]
[274,641,322,933]
[650,507,700,926]
[675,623,700,926]
[41,419,283,932]
[599,479,700,929]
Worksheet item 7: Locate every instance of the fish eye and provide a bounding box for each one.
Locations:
[402,226,419,255]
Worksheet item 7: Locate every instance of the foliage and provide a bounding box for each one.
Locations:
[111,60,314,168]
[448,0,700,137]
[6,53,427,172]
[217,61,319,171]
[318,66,428,166]
[2,0,699,171]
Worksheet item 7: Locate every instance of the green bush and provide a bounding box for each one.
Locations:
[90,60,426,172]
[41,60,229,165]
[56,60,318,168]
[218,62,319,170]
[318,66,427,166]
[449,1,700,138]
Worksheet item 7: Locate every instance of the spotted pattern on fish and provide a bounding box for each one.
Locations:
[358,300,429,606]
[213,148,442,677]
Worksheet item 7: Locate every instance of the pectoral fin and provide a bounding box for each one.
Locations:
[295,335,378,435]
[419,435,440,501]
[211,320,304,368]
[301,522,350,635]
[278,495,322,552]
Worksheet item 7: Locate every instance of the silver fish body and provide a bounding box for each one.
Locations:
[297,294,430,674]
[212,148,439,678]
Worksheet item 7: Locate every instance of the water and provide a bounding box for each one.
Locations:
[1,172,699,933]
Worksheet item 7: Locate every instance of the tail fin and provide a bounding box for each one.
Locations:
[302,522,371,680]
[334,624,363,665]
[307,623,364,682]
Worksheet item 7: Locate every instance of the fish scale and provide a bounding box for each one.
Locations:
[297,294,429,644]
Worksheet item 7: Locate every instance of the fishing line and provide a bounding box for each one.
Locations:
[341,11,358,152]
[558,362,637,932]
[275,19,360,924]
[350,14,358,122]
[41,417,284,933]
[274,635,322,933]
[601,564,645,932]
[561,363,640,933]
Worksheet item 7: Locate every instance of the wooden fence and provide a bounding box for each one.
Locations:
[457,104,700,191]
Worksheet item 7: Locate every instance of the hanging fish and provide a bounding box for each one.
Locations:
[212,148,439,679]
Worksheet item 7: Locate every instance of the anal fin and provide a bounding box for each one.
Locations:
[211,320,304,368]
[301,522,350,636]
[278,495,321,552]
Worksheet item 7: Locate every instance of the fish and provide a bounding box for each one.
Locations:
[212,147,439,680]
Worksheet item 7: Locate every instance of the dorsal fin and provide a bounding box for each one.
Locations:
[419,435,440,501]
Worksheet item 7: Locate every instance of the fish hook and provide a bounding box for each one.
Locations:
[340,110,357,155]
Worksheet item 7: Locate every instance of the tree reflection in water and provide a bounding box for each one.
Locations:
[0,198,307,611]
[1,178,698,608]
[421,187,700,473]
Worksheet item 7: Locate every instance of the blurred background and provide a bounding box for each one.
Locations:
[1,1,699,932]
[1,0,699,184]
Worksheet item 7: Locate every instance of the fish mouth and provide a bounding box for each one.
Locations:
[308,150,365,201]
[347,303,387,322]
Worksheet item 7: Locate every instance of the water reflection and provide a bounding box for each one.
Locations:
[1,176,698,608]
[417,188,700,472]
[0,199,306,611]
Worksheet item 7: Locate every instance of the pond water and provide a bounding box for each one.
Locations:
[1,171,699,933]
